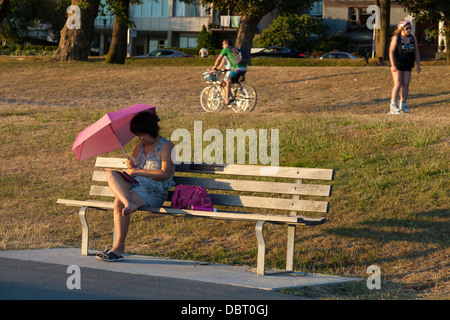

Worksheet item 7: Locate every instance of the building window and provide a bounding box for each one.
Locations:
[348,7,371,29]
[134,0,169,17]
[174,0,206,17]
[179,36,198,48]
[149,39,167,52]
[309,0,323,17]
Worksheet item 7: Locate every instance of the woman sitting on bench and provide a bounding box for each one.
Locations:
[96,111,175,262]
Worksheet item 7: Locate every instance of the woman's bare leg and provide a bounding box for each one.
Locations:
[400,71,411,101]
[105,169,140,216]
[111,192,144,255]
[391,70,403,102]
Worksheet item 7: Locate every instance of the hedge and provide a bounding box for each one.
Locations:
[0,45,58,56]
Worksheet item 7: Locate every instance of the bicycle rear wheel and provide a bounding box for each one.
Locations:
[231,84,257,113]
[200,85,225,112]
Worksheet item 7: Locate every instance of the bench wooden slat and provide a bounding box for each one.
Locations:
[89,185,330,213]
[94,157,334,180]
[174,177,332,196]
[56,198,326,226]
[209,194,329,213]
[92,171,332,197]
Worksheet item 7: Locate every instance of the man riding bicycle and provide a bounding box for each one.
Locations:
[212,39,248,105]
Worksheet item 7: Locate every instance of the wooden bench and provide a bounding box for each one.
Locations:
[57,157,334,276]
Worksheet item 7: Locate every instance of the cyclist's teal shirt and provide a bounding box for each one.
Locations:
[220,47,247,70]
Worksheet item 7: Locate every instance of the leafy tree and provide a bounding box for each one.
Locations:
[196,24,216,51]
[104,0,133,64]
[0,0,11,25]
[183,0,315,53]
[53,0,100,61]
[0,0,65,45]
[254,14,328,51]
[397,0,450,62]
[53,0,139,63]
[374,0,391,61]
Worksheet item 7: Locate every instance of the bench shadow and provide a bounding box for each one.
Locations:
[324,209,448,266]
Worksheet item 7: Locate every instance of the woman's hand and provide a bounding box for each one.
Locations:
[391,66,398,73]
[126,158,136,169]
[126,168,141,176]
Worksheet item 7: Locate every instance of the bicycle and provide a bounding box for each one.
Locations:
[200,69,257,113]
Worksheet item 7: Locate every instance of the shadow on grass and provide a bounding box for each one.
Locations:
[281,71,366,84]
[323,208,448,264]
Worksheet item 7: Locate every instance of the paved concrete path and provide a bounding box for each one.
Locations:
[0,248,360,302]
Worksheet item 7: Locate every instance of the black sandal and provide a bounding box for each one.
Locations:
[96,250,124,262]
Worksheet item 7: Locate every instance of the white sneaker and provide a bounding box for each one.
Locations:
[400,101,410,114]
[390,101,401,115]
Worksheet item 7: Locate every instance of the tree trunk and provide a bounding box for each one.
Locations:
[377,0,391,60]
[0,0,11,25]
[104,0,130,64]
[235,14,264,54]
[444,18,450,64]
[53,0,100,61]
[374,0,380,49]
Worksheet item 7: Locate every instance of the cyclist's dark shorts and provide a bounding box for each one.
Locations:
[230,68,247,83]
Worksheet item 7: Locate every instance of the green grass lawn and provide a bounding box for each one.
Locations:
[0,57,448,299]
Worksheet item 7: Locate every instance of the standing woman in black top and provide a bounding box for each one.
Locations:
[388,20,421,114]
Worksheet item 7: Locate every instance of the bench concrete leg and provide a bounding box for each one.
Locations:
[255,221,266,276]
[79,207,89,256]
[286,225,296,272]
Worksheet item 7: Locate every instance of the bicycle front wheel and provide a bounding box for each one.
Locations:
[200,85,225,112]
[231,84,257,113]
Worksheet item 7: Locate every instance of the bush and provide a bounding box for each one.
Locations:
[0,44,57,56]
[196,25,217,51]
[311,35,348,55]
[254,14,328,51]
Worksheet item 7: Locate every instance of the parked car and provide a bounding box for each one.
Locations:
[319,52,361,59]
[133,49,191,58]
[251,46,305,58]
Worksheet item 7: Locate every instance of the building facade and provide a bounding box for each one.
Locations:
[91,0,445,59]
[93,0,324,56]
[94,0,235,56]
[322,0,442,58]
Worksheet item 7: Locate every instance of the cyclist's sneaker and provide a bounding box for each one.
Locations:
[390,100,401,115]
[400,101,410,114]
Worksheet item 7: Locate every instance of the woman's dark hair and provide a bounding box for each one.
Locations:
[130,111,160,138]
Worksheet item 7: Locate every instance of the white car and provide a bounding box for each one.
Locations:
[319,52,361,59]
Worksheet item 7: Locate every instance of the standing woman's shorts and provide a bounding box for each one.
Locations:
[395,61,414,72]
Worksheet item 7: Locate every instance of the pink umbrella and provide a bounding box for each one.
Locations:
[72,104,157,161]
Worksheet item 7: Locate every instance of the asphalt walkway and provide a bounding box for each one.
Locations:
[0,248,360,302]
